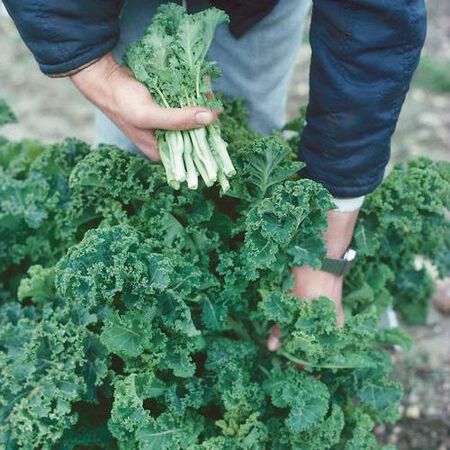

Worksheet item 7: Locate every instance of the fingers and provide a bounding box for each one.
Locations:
[132,74,218,131]
[119,102,219,161]
[141,105,218,131]
[129,103,220,161]
[122,126,160,162]
[267,324,282,352]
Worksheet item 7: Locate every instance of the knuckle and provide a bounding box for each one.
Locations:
[129,108,153,128]
[134,112,151,128]
[170,113,192,130]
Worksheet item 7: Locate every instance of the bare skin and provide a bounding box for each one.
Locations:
[70,53,359,352]
[267,209,360,351]
[71,52,218,161]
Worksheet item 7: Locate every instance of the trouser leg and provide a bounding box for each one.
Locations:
[208,0,311,134]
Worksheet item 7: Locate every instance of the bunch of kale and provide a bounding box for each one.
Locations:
[0,98,449,449]
[124,4,235,191]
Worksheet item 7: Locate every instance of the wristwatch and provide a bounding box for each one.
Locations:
[321,248,356,276]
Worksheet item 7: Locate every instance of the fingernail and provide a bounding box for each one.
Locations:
[267,337,280,352]
[195,111,213,125]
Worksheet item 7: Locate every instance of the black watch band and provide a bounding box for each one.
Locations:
[321,248,356,276]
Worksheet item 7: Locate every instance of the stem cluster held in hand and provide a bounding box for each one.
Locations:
[124,4,236,191]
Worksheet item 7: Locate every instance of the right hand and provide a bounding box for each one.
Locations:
[267,209,360,352]
[70,52,218,161]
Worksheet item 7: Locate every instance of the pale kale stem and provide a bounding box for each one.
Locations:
[279,350,369,370]
[208,125,236,177]
[169,179,180,190]
[208,138,230,192]
[278,350,314,368]
[154,85,185,186]
[195,66,201,100]
[159,139,180,189]
[195,127,218,177]
[182,92,221,187]
[186,90,235,182]
[182,132,198,189]
[189,128,217,182]
[193,150,214,187]
[217,168,230,193]
[182,90,194,108]
[166,131,186,182]
[258,364,271,377]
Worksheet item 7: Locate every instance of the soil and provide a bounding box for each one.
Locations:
[0,1,449,448]
[381,307,450,450]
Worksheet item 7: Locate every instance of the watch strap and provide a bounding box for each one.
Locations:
[321,248,356,276]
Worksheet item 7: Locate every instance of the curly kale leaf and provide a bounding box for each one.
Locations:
[109,373,207,450]
[219,97,261,155]
[0,139,45,177]
[0,139,91,301]
[0,303,106,449]
[1,94,448,449]
[347,157,450,323]
[242,179,332,277]
[263,366,329,433]
[69,145,166,203]
[228,137,304,201]
[55,225,204,375]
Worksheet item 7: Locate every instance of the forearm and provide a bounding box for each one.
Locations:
[324,208,359,258]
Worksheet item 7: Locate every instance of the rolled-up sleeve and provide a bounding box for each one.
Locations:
[3,0,122,76]
[300,0,427,198]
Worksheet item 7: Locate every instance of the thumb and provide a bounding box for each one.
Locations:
[144,105,217,131]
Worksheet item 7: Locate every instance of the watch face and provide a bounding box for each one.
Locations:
[344,248,356,262]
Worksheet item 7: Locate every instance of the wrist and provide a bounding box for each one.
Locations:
[70,52,121,112]
[324,209,359,258]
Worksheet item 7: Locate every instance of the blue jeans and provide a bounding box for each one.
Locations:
[95,0,312,153]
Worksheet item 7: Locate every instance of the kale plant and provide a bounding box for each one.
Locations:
[0,99,448,449]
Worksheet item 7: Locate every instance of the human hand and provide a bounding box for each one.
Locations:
[71,52,218,161]
[267,208,360,351]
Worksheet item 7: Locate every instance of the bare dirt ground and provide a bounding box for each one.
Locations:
[381,308,450,449]
[0,1,449,448]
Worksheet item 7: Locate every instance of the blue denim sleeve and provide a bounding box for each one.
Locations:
[3,0,122,75]
[300,0,427,198]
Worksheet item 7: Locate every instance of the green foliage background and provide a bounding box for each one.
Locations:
[0,99,449,449]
